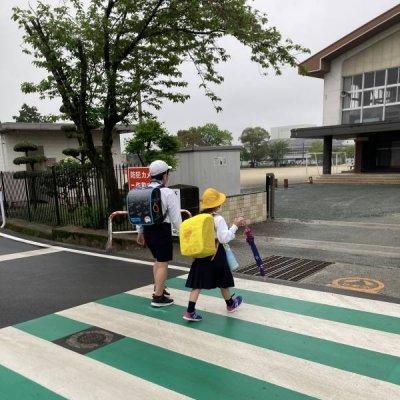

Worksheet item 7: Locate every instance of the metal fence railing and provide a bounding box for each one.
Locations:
[0,164,136,230]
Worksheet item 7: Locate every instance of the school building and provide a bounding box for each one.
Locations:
[291,4,400,174]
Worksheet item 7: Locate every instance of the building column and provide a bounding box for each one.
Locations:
[323,135,332,175]
[354,139,363,173]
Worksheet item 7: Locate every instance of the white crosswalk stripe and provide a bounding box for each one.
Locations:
[58,300,400,400]
[0,326,190,400]
[1,276,399,399]
[0,248,62,262]
[128,284,400,356]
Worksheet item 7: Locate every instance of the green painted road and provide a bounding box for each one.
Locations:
[1,275,399,399]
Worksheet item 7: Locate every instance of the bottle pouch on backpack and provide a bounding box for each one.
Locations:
[223,243,239,271]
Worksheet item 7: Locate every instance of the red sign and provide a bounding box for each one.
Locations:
[127,167,151,190]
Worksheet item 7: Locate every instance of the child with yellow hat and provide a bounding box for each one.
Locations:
[183,188,245,321]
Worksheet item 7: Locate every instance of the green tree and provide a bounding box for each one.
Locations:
[125,119,179,167]
[176,129,204,148]
[13,141,47,204]
[12,103,51,123]
[61,125,95,207]
[239,127,270,167]
[61,125,91,165]
[13,142,47,172]
[308,140,323,165]
[180,123,233,147]
[309,140,323,154]
[13,1,308,211]
[334,144,354,159]
[266,140,288,167]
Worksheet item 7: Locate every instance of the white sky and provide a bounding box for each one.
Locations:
[1,0,399,144]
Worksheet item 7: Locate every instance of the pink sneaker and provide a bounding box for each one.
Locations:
[227,295,243,313]
[183,311,202,322]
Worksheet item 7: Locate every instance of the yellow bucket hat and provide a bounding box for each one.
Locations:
[200,188,226,209]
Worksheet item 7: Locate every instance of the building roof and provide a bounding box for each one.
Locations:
[0,122,135,134]
[300,4,400,78]
[291,120,400,139]
[178,145,243,153]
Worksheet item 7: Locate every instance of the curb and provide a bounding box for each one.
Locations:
[4,219,142,252]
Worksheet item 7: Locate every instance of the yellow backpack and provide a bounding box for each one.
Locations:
[179,213,216,258]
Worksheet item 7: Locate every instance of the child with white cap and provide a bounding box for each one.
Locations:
[136,160,182,307]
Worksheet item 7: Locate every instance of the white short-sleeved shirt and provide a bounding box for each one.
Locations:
[136,182,182,233]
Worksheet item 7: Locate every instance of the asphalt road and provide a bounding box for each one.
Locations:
[0,233,184,328]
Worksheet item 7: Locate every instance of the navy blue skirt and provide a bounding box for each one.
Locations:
[185,244,235,289]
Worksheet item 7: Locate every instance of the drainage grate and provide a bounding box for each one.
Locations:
[53,327,125,354]
[236,255,332,281]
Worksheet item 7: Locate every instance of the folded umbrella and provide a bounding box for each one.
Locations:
[244,223,266,276]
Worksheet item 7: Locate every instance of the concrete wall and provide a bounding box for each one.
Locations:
[323,23,400,125]
[221,191,267,224]
[169,147,242,196]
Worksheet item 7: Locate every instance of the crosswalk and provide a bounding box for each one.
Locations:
[1,275,399,399]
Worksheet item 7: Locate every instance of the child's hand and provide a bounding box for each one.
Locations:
[233,216,245,226]
[136,232,145,246]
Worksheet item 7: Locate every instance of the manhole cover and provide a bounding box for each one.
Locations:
[328,277,384,293]
[236,255,332,281]
[53,327,124,354]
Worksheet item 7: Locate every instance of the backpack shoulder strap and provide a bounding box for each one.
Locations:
[150,180,167,221]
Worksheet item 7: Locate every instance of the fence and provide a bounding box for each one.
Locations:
[1,164,269,230]
[0,165,135,230]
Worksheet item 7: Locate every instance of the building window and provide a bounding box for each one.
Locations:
[342,67,400,123]
[342,110,361,124]
[385,104,400,121]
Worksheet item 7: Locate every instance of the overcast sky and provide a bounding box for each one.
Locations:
[1,0,399,144]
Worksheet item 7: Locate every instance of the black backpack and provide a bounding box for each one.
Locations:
[127,182,166,225]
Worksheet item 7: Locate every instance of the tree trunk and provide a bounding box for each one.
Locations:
[102,126,122,213]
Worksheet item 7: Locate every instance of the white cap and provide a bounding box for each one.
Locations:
[149,160,172,176]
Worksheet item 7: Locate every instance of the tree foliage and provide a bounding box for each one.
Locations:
[12,0,308,211]
[337,144,355,158]
[178,123,233,147]
[13,141,47,203]
[125,119,179,167]
[308,140,323,154]
[239,126,270,167]
[12,103,52,123]
[176,129,204,148]
[13,141,47,171]
[61,125,92,165]
[266,140,288,167]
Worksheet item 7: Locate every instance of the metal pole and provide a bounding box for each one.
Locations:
[23,172,32,222]
[0,189,5,228]
[270,174,275,219]
[265,173,275,219]
[51,166,61,225]
[306,152,308,178]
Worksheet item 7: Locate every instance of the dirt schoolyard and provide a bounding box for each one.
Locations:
[240,165,349,188]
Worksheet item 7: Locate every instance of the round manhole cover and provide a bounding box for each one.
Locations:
[66,329,114,350]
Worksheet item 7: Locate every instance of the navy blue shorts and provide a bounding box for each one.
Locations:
[143,223,173,262]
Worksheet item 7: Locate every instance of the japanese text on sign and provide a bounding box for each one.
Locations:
[128,167,151,190]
